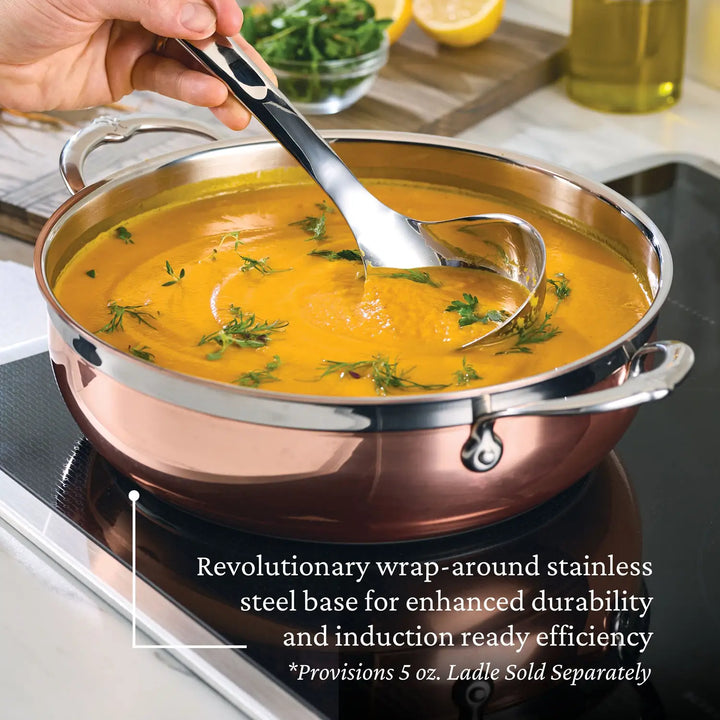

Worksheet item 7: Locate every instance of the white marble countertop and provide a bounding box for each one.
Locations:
[458,75,720,181]
[2,1,720,717]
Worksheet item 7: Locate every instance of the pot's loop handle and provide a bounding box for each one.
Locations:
[59,115,222,194]
[462,340,695,472]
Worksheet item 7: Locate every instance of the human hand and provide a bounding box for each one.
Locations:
[0,0,275,130]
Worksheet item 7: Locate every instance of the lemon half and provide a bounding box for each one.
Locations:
[412,0,505,48]
[368,0,414,44]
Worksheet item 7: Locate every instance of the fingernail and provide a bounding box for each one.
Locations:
[180,3,216,33]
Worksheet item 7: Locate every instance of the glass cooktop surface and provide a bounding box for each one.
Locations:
[0,158,718,719]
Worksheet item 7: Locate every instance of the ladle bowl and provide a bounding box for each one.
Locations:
[175,36,547,345]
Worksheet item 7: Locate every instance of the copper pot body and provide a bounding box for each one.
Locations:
[36,130,686,541]
[51,331,636,540]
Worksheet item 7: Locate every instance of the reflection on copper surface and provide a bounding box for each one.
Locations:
[58,448,655,719]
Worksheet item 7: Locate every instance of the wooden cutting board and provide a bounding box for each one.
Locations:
[0,19,565,243]
[313,20,566,135]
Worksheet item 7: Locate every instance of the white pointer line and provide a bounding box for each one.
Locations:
[129,489,248,650]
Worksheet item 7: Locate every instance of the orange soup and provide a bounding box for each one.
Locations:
[52,178,651,396]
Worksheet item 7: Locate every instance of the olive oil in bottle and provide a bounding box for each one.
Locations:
[567,0,687,113]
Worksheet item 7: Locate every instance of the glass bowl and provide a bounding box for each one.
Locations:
[270,36,389,115]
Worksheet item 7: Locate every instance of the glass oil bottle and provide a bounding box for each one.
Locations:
[567,0,688,112]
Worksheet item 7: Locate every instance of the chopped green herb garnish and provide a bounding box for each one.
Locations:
[496,312,561,355]
[239,255,272,274]
[291,212,328,241]
[162,260,185,286]
[290,202,335,241]
[548,273,571,302]
[244,2,390,59]
[308,248,362,262]
[319,355,449,396]
[206,233,244,260]
[97,301,157,334]
[115,226,133,244]
[315,201,335,214]
[238,255,290,275]
[128,345,155,362]
[85,269,96,278]
[446,293,510,327]
[479,309,511,323]
[199,305,288,360]
[378,269,441,287]
[493,274,570,355]
[454,357,481,385]
[234,355,282,388]
[240,2,390,75]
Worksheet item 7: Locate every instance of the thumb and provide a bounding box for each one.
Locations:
[76,0,243,38]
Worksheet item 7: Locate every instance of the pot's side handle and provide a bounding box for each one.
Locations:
[462,340,694,472]
[59,115,222,194]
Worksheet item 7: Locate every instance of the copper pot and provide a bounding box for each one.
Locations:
[35,116,694,542]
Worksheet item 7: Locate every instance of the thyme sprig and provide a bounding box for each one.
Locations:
[497,312,561,355]
[234,355,282,388]
[199,305,288,360]
[97,301,157,334]
[494,273,572,355]
[206,232,243,261]
[291,214,327,241]
[377,269,441,287]
[454,357,482,385]
[308,248,362,262]
[115,226,133,244]
[548,272,571,303]
[446,293,510,327]
[320,354,450,395]
[221,231,240,246]
[238,255,290,275]
[290,202,335,242]
[128,345,155,362]
[162,260,185,286]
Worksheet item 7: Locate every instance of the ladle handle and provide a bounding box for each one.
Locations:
[175,37,379,217]
[175,36,442,270]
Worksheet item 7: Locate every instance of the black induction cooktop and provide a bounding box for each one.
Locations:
[1,157,718,720]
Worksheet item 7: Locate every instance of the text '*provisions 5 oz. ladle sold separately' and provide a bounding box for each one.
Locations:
[174,36,547,347]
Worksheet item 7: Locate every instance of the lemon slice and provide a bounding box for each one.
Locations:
[412,0,505,47]
[368,0,414,44]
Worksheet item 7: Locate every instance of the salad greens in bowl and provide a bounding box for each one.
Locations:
[240,0,391,114]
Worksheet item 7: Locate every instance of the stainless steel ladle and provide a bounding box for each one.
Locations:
[176,36,547,346]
